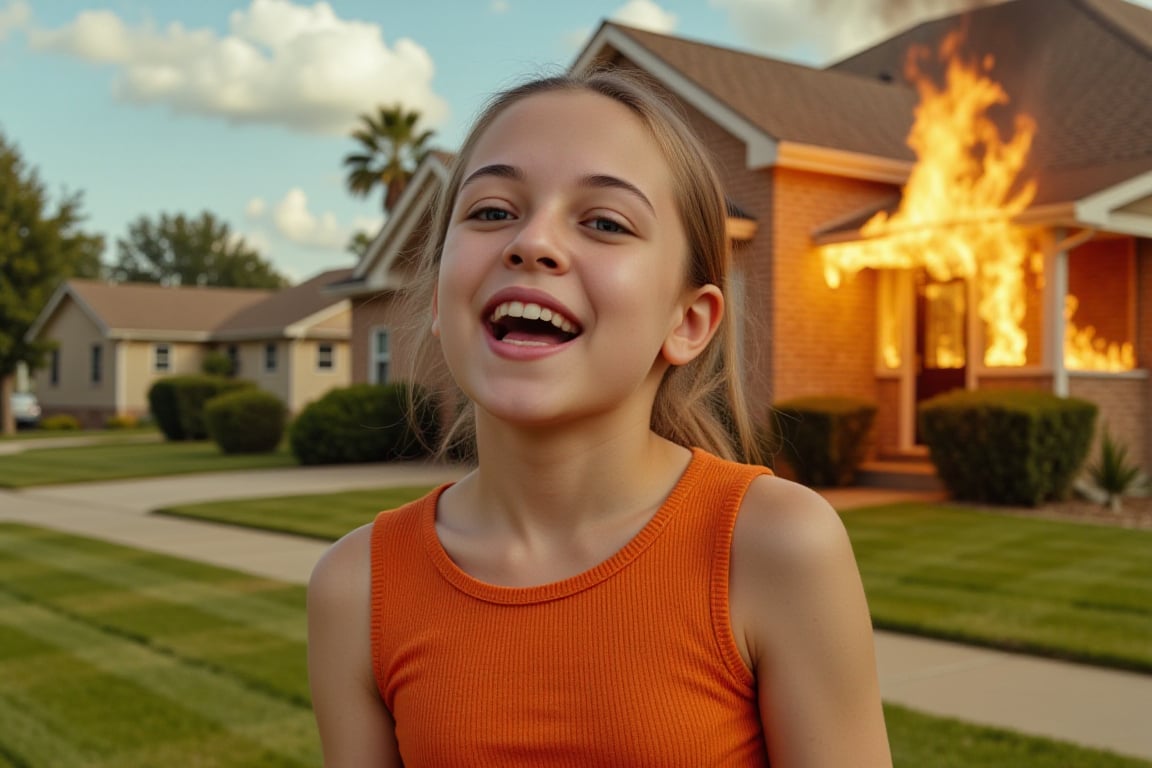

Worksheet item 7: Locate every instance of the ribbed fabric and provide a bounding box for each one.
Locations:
[370,448,772,766]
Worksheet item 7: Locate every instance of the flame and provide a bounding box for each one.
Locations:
[818,31,1039,367]
[1065,295,1135,371]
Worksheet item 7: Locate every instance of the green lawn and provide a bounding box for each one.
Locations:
[0,523,1146,768]
[843,503,1152,673]
[0,524,315,767]
[165,492,1152,675]
[0,440,297,488]
[157,486,434,539]
[0,426,159,442]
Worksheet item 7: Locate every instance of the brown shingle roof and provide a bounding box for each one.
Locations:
[831,0,1152,203]
[69,280,272,335]
[214,268,353,337]
[607,24,918,161]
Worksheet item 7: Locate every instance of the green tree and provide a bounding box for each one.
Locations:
[343,104,434,213]
[346,229,374,259]
[0,131,104,434]
[109,211,287,288]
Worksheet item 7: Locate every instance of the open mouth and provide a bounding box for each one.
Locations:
[488,301,581,347]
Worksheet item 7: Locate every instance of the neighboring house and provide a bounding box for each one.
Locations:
[26,269,354,427]
[336,0,1152,473]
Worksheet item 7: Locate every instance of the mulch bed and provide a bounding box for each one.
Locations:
[963,495,1152,530]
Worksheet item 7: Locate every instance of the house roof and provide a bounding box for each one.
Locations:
[831,0,1152,205]
[594,23,920,163]
[213,268,353,340]
[27,269,353,343]
[65,281,272,337]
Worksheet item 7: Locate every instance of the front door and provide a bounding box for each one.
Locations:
[915,272,967,442]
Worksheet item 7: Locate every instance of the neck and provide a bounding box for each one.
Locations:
[461,408,692,536]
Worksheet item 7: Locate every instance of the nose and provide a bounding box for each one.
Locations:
[502,210,569,273]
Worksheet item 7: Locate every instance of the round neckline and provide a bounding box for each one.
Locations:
[420,447,706,605]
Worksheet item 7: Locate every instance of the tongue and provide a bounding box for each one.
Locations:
[502,329,569,345]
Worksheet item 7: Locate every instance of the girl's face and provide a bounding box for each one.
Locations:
[434,89,699,430]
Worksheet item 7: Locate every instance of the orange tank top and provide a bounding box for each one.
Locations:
[370,448,772,766]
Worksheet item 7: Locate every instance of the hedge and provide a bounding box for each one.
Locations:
[148,375,254,441]
[205,389,286,454]
[769,396,877,487]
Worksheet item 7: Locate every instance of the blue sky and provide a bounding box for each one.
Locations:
[4,0,1146,283]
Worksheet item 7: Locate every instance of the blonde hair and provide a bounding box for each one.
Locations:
[404,68,760,464]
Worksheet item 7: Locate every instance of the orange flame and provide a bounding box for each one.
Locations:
[1064,295,1136,371]
[818,31,1039,367]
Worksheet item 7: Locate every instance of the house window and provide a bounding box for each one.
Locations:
[50,349,60,386]
[227,345,241,376]
[1065,239,1136,371]
[371,327,391,384]
[154,343,171,372]
[317,343,335,371]
[90,344,102,385]
[264,343,278,373]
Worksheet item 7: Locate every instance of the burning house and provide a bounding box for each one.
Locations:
[337,0,1152,475]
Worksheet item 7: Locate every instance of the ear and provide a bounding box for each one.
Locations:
[662,284,723,366]
[430,283,441,337]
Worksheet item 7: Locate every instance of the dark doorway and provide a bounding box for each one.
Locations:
[915,272,967,442]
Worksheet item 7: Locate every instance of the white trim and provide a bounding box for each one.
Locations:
[1049,236,1069,397]
[571,25,778,170]
[283,299,352,338]
[351,156,452,283]
[153,342,172,373]
[316,342,336,372]
[1074,169,1152,237]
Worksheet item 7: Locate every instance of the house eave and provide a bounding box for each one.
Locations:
[776,141,912,184]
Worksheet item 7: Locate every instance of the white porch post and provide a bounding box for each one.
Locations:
[1049,229,1070,397]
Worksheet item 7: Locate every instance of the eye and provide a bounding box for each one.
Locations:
[469,206,514,222]
[587,216,632,235]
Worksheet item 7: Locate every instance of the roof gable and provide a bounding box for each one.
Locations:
[213,268,354,340]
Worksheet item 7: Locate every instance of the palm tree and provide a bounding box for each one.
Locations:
[343,104,435,214]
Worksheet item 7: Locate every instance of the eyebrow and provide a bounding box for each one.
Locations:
[459,164,655,215]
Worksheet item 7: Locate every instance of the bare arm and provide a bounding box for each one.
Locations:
[307,524,402,767]
[730,476,892,768]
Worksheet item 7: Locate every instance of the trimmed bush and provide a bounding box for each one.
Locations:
[919,389,1097,506]
[205,389,286,454]
[770,396,877,487]
[104,414,138,430]
[290,382,439,466]
[39,414,81,431]
[201,351,234,377]
[148,375,254,441]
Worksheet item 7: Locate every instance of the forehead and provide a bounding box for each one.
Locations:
[463,89,674,192]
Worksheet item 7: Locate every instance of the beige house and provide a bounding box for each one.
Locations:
[26,269,353,427]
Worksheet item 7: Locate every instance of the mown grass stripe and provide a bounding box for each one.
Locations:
[0,592,319,767]
[0,525,305,641]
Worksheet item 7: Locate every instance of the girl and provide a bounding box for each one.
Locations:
[308,69,892,767]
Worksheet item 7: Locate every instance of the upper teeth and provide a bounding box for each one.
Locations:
[491,301,577,334]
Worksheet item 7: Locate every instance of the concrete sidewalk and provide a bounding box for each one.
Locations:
[1,464,1149,762]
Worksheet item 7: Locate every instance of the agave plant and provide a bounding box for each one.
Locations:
[1085,428,1149,513]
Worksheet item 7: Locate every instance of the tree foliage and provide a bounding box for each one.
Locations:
[343,104,434,213]
[0,130,104,424]
[109,211,287,288]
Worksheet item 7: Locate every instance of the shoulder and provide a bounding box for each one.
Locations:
[729,475,866,664]
[308,522,375,616]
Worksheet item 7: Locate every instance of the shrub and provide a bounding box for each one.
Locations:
[201,351,234,377]
[290,382,440,466]
[1084,427,1149,513]
[40,414,81,431]
[104,414,138,430]
[919,389,1097,506]
[148,375,254,441]
[769,396,877,487]
[205,389,286,454]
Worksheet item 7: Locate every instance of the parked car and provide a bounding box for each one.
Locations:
[10,392,41,429]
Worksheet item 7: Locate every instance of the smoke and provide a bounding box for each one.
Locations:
[711,0,1003,62]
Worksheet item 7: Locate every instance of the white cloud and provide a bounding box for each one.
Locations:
[273,187,350,250]
[27,0,449,135]
[245,197,267,220]
[709,0,1003,62]
[610,0,677,33]
[352,214,384,237]
[0,0,30,40]
[489,0,510,13]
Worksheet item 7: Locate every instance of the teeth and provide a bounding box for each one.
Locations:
[490,301,577,334]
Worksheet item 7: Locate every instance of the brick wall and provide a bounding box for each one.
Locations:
[1068,238,1136,344]
[770,168,895,408]
[1069,373,1150,472]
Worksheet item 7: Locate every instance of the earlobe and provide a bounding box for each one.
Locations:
[662,285,724,366]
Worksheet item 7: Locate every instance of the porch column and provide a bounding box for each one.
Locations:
[1048,229,1070,397]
